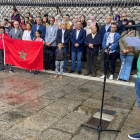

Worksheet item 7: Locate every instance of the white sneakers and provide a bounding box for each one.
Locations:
[109,75,113,80]
[100,75,113,80]
[100,75,105,79]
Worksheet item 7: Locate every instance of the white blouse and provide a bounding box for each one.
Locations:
[22,30,31,41]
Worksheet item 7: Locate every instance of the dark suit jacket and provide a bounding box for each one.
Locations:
[30,24,46,40]
[84,33,102,55]
[57,29,70,49]
[70,29,86,52]
[99,24,111,42]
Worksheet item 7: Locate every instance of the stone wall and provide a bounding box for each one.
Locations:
[0,5,140,25]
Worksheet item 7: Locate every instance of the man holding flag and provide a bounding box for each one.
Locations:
[0,26,14,72]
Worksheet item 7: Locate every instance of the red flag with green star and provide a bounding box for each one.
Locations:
[4,36,43,70]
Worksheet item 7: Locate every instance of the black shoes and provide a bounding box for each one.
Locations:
[77,71,81,75]
[69,70,74,73]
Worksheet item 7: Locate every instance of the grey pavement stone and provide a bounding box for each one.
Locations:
[3,114,58,139]
[41,88,70,100]
[82,98,103,109]
[16,97,54,113]
[124,107,140,129]
[36,129,72,140]
[0,68,138,140]
[92,90,115,101]
[71,128,117,140]
[0,121,13,133]
[53,112,89,133]
[64,91,89,102]
[38,98,81,119]
[115,125,140,140]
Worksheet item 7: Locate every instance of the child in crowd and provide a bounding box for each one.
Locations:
[0,26,14,73]
[54,43,65,78]
[33,30,44,75]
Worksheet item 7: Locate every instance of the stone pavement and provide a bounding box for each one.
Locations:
[0,67,139,140]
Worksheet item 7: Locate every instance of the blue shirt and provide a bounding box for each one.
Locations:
[105,23,111,32]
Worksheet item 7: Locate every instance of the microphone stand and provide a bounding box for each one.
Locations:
[81,29,133,140]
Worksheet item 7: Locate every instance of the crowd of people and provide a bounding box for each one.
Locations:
[0,7,139,81]
[0,7,140,140]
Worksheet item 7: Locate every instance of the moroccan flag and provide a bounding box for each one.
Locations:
[4,37,43,70]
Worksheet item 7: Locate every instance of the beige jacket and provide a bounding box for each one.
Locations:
[119,30,140,55]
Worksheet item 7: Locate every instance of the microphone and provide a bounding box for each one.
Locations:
[125,24,140,29]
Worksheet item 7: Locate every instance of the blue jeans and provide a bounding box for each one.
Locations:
[63,47,68,70]
[55,61,64,75]
[135,77,140,109]
[71,51,82,71]
[119,54,134,81]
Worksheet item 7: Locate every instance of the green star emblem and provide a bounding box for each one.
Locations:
[18,50,27,60]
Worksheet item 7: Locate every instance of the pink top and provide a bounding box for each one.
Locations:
[34,38,43,41]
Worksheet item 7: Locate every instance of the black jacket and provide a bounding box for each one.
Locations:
[84,33,102,56]
[82,21,87,28]
[57,29,70,49]
[55,48,65,61]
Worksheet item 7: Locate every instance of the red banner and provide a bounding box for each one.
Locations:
[4,37,43,70]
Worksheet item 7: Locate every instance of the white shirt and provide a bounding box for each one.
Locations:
[25,31,31,40]
[76,30,80,39]
[106,33,115,53]
[62,29,65,43]
[22,30,31,40]
[15,29,17,34]
[51,25,54,32]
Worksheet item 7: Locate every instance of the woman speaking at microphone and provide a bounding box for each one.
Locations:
[119,20,140,81]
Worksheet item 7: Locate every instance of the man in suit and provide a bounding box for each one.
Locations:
[69,21,86,74]
[9,21,23,39]
[8,21,23,73]
[84,25,102,77]
[99,15,112,71]
[57,21,70,71]
[30,17,46,40]
[117,13,128,35]
[45,17,59,71]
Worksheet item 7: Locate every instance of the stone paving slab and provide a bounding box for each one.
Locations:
[53,112,89,133]
[124,107,140,129]
[38,98,82,119]
[0,68,138,140]
[2,114,58,139]
[36,129,72,140]
[115,125,140,140]
[71,128,117,140]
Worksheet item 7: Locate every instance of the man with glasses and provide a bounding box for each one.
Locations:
[9,21,23,40]
[118,13,128,35]
[99,15,112,72]
[100,23,120,80]
[9,21,23,73]
[45,17,59,71]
